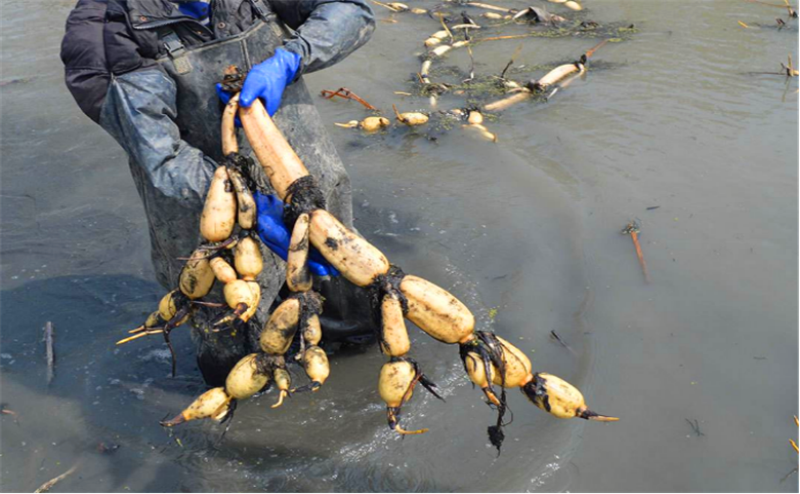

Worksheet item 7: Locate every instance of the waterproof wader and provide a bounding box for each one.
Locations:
[144,9,374,384]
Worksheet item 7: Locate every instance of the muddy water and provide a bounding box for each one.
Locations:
[1,0,797,492]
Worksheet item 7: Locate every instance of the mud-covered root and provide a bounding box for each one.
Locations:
[380,293,410,357]
[210,256,237,284]
[462,110,495,140]
[459,332,537,451]
[234,236,263,281]
[200,166,238,242]
[463,122,498,142]
[116,311,165,345]
[467,111,484,125]
[463,351,501,406]
[225,353,271,400]
[158,290,188,321]
[213,280,260,329]
[522,372,619,422]
[161,387,233,427]
[379,360,424,434]
[399,275,475,344]
[239,98,310,200]
[379,1,408,11]
[226,165,256,230]
[157,290,192,350]
[361,116,391,132]
[429,40,469,59]
[309,209,390,287]
[118,290,192,376]
[334,120,360,129]
[392,104,429,126]
[179,236,240,261]
[287,212,313,292]
[158,290,194,332]
[272,367,292,408]
[302,313,322,346]
[387,407,428,435]
[531,62,585,91]
[336,117,390,132]
[260,296,301,355]
[124,310,163,335]
[482,89,532,112]
[420,59,433,84]
[378,358,443,435]
[489,335,532,388]
[424,30,449,48]
[295,345,329,392]
[221,93,240,156]
[461,332,532,390]
[179,248,216,299]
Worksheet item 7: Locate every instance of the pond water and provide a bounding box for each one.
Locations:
[1,0,797,491]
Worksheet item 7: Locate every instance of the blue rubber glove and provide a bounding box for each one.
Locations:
[254,191,339,277]
[216,48,301,118]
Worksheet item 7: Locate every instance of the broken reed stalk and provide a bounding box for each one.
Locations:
[630,230,650,283]
[34,463,79,493]
[622,221,651,284]
[320,88,377,110]
[500,44,524,80]
[466,1,513,13]
[479,33,539,43]
[370,0,402,12]
[44,322,54,385]
[116,329,165,345]
[482,89,532,112]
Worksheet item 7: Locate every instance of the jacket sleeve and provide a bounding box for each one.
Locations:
[61,0,214,202]
[99,69,216,202]
[270,0,376,76]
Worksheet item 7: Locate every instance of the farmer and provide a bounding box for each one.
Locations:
[61,0,376,384]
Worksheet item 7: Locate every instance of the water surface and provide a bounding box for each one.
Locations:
[1,0,797,491]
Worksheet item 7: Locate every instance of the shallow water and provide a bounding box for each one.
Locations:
[1,0,797,492]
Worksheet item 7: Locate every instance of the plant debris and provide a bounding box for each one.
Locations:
[34,464,79,493]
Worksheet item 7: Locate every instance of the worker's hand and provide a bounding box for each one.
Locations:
[216,48,301,118]
[254,191,339,277]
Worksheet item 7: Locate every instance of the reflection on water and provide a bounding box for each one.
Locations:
[1,0,797,492]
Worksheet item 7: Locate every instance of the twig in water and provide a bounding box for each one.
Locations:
[370,0,402,12]
[479,33,538,43]
[686,418,705,437]
[549,330,577,355]
[44,322,54,385]
[465,2,514,13]
[34,463,79,493]
[500,43,524,80]
[584,39,609,60]
[482,88,532,112]
[780,467,798,483]
[320,88,377,110]
[464,44,476,82]
[116,329,164,345]
[621,220,651,284]
[439,14,454,42]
